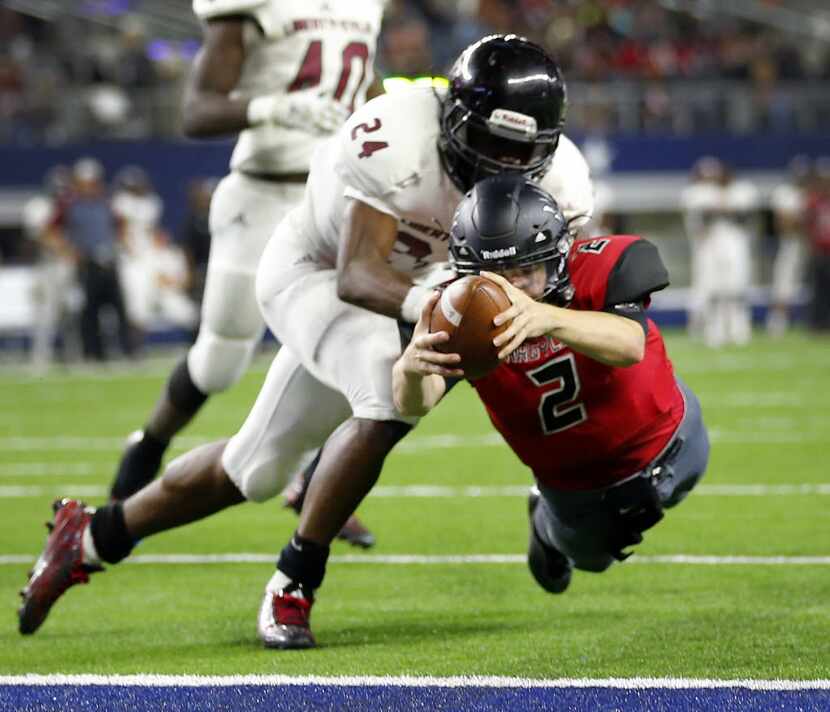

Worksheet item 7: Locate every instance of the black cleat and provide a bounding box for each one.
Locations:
[336,514,376,549]
[527,486,572,594]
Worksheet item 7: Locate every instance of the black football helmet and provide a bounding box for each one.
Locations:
[438,35,567,193]
[449,174,574,305]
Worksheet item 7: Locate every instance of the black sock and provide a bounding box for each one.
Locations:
[90,502,135,564]
[277,533,330,591]
[167,358,208,413]
[109,430,168,501]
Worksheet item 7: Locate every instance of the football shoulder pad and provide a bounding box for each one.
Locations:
[539,134,595,231]
[192,0,269,21]
[605,238,669,306]
[335,87,441,205]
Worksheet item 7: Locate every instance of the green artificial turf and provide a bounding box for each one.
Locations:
[0,331,828,679]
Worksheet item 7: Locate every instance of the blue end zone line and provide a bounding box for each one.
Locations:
[1,676,829,712]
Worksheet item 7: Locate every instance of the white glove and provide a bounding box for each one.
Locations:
[247,92,349,134]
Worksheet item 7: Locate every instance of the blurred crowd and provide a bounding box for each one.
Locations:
[21,159,214,366]
[2,1,830,142]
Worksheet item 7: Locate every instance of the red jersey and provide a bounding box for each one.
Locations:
[472,235,684,491]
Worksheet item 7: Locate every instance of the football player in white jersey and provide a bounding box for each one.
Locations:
[767,156,811,336]
[681,156,723,337]
[699,166,760,347]
[20,36,594,650]
[107,0,384,545]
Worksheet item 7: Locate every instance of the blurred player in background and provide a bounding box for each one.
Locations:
[112,165,165,349]
[141,230,199,337]
[18,35,594,649]
[47,158,135,362]
[805,158,830,331]
[701,164,760,347]
[394,175,709,595]
[767,156,812,336]
[21,165,81,369]
[107,0,386,553]
[683,159,760,347]
[681,156,722,338]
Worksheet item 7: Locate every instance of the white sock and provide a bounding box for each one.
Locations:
[266,569,297,596]
[81,524,102,566]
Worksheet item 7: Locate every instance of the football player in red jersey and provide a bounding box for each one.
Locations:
[394,174,710,591]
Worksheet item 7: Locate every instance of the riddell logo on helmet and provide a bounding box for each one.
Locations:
[481,246,517,260]
[488,109,538,139]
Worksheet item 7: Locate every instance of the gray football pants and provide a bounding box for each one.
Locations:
[535,379,709,573]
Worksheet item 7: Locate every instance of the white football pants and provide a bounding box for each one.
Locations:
[187,172,305,394]
[222,209,418,501]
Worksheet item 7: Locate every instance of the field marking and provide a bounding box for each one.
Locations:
[0,463,95,477]
[0,436,210,451]
[2,482,830,498]
[0,426,827,456]
[1,553,829,566]
[0,674,828,689]
[695,392,806,407]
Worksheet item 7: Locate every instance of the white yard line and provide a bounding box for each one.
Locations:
[2,427,824,453]
[0,436,210,451]
[0,674,827,689]
[2,483,830,498]
[1,553,829,566]
[0,463,96,477]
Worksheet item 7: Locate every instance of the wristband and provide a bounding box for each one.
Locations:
[400,285,432,323]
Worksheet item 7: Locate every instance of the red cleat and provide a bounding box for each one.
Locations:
[18,499,102,635]
[257,583,316,649]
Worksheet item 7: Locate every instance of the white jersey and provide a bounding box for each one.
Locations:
[112,191,163,255]
[771,183,803,218]
[720,180,760,217]
[680,181,721,237]
[296,87,594,277]
[22,195,54,240]
[193,0,384,174]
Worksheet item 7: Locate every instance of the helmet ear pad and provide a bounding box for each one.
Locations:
[438,35,567,193]
[449,175,574,306]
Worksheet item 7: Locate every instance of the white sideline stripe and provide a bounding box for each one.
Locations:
[0,674,827,690]
[0,428,826,453]
[0,485,107,497]
[0,463,95,477]
[696,392,806,407]
[0,436,209,451]
[1,553,829,566]
[3,483,830,498]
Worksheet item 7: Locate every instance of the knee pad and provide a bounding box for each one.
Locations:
[187,329,259,394]
[222,441,315,503]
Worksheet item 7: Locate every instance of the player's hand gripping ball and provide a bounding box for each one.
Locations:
[429,275,512,380]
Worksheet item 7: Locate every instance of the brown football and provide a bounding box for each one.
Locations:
[429,275,512,380]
